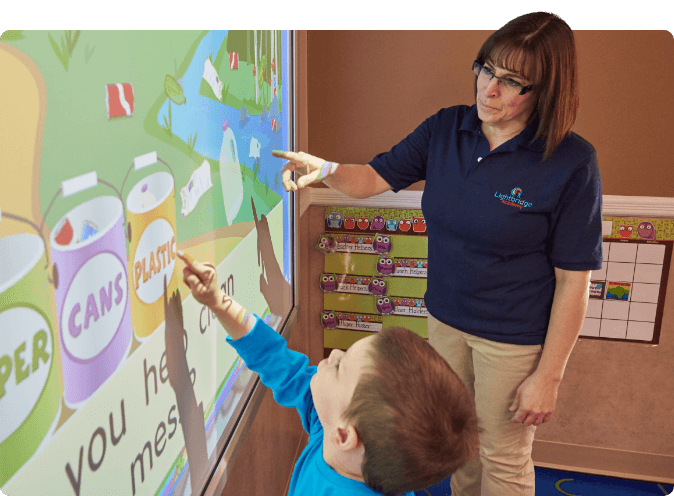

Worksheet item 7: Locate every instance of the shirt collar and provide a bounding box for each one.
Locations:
[460,104,546,153]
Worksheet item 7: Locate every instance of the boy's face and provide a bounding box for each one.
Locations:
[310,335,376,431]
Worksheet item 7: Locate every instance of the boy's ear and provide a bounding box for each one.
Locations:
[331,424,362,451]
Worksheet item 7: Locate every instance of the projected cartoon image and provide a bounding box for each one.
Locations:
[1,30,292,496]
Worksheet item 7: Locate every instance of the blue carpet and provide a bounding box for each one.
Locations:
[414,467,673,495]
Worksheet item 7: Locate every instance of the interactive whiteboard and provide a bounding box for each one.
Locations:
[0,30,295,496]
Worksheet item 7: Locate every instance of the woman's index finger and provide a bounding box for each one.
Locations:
[271,149,291,159]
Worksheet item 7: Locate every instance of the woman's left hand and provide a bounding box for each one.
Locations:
[509,371,561,426]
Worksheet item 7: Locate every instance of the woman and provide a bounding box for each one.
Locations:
[274,12,602,496]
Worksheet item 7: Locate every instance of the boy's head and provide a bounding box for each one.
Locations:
[310,327,480,496]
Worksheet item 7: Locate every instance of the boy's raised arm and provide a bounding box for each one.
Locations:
[177,250,319,433]
[177,250,255,341]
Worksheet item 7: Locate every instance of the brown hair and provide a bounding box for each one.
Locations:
[475,12,579,160]
[341,327,480,496]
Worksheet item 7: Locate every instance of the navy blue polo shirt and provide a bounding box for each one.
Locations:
[369,105,603,345]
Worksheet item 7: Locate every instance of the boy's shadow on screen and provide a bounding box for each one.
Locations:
[163,276,209,495]
[162,197,291,494]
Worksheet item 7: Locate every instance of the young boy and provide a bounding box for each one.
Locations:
[176,251,479,496]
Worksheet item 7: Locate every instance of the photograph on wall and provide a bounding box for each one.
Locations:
[1,30,294,496]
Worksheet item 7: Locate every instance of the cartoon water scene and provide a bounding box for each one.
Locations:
[1,30,292,496]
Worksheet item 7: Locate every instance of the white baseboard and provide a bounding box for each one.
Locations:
[300,188,674,219]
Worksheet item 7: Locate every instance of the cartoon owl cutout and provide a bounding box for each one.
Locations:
[368,277,388,295]
[618,225,634,239]
[320,273,337,292]
[321,311,339,329]
[375,296,395,315]
[376,256,395,275]
[637,221,656,240]
[372,234,392,254]
[412,217,427,233]
[371,215,385,231]
[316,235,337,254]
[357,216,370,230]
[327,212,343,229]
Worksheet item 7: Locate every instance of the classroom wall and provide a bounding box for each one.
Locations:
[300,31,674,483]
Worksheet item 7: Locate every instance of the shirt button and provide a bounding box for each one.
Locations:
[477,157,482,162]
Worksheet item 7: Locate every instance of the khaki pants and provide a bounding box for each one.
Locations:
[427,315,544,496]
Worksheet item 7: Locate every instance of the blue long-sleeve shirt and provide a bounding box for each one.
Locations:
[226,317,414,496]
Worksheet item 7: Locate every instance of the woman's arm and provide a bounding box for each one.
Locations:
[322,163,393,199]
[536,267,592,381]
[509,267,591,425]
[273,150,392,199]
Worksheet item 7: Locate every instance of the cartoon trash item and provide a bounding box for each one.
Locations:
[54,217,74,246]
[105,83,134,119]
[139,183,158,210]
[164,75,186,105]
[219,119,244,225]
[80,220,98,243]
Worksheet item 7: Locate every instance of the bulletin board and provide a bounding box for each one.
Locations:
[319,208,672,357]
[320,207,429,357]
[0,30,294,496]
[581,218,673,345]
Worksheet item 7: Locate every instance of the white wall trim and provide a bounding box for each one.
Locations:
[300,188,674,218]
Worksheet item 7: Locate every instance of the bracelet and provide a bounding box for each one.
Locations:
[315,161,339,181]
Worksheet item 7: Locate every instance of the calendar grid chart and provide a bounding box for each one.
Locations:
[582,237,672,345]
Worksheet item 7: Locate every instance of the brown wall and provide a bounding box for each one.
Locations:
[305,30,674,197]
[222,31,674,495]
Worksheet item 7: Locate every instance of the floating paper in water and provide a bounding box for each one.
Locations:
[180,160,213,218]
[249,137,261,159]
[203,58,223,100]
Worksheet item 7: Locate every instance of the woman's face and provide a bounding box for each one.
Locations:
[476,60,536,130]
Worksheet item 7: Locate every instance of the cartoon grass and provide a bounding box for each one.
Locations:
[47,30,80,71]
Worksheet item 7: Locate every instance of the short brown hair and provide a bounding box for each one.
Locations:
[475,12,579,160]
[342,327,480,496]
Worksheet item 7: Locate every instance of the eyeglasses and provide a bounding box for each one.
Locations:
[472,60,534,96]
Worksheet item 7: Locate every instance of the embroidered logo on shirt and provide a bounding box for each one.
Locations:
[494,187,533,209]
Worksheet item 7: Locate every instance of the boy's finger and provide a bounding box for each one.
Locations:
[176,250,194,266]
[183,269,202,290]
[177,251,213,280]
